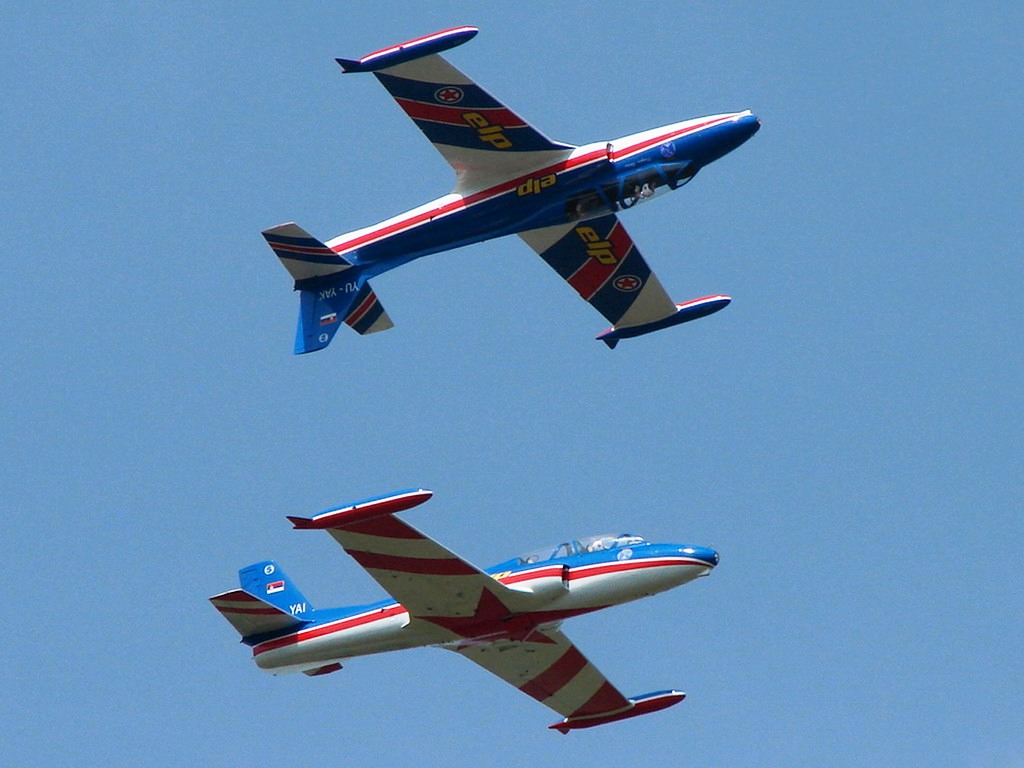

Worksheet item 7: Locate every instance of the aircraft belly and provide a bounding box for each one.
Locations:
[254,609,442,673]
[332,114,753,275]
[356,202,544,272]
[560,559,711,609]
[342,161,616,274]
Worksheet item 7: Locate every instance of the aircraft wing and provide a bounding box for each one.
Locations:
[337,27,575,192]
[519,213,732,347]
[452,626,629,722]
[287,489,524,620]
[453,626,685,733]
[519,214,675,328]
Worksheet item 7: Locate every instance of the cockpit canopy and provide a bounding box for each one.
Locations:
[518,534,646,565]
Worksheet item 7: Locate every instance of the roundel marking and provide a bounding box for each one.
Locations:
[613,275,642,292]
[318,333,329,343]
[435,86,464,104]
[264,564,275,575]
[660,141,677,158]
[617,548,634,561]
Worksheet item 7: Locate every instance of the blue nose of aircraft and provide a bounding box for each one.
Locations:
[681,546,719,567]
[689,112,759,167]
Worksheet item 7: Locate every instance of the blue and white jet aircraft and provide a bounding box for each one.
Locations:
[263,26,759,353]
[210,489,719,733]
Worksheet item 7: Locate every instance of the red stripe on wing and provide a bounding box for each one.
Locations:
[346,550,479,576]
[565,219,633,299]
[519,645,588,702]
[606,220,634,258]
[341,515,426,540]
[395,98,526,128]
[570,681,630,718]
[567,255,617,300]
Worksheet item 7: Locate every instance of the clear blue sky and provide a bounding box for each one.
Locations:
[3,3,1021,765]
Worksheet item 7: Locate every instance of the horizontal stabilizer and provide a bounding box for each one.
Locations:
[549,690,686,734]
[336,26,478,73]
[597,295,731,349]
[209,589,310,641]
[263,222,353,284]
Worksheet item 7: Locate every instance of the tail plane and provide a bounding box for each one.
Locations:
[209,560,314,644]
[263,223,394,354]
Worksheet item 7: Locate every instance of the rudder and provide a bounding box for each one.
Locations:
[239,560,314,615]
[294,277,394,355]
[209,560,314,642]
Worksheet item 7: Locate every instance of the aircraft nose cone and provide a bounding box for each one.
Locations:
[689,113,759,167]
[682,546,719,567]
[736,112,760,140]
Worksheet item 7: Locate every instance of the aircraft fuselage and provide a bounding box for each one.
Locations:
[318,112,759,286]
[251,540,718,674]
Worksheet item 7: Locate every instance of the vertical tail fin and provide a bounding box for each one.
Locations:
[209,560,313,642]
[263,222,393,354]
[294,278,394,354]
[238,560,314,615]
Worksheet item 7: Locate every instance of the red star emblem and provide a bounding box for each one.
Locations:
[613,275,642,292]
[435,86,464,104]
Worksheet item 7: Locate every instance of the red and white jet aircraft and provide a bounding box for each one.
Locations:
[211,489,719,733]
